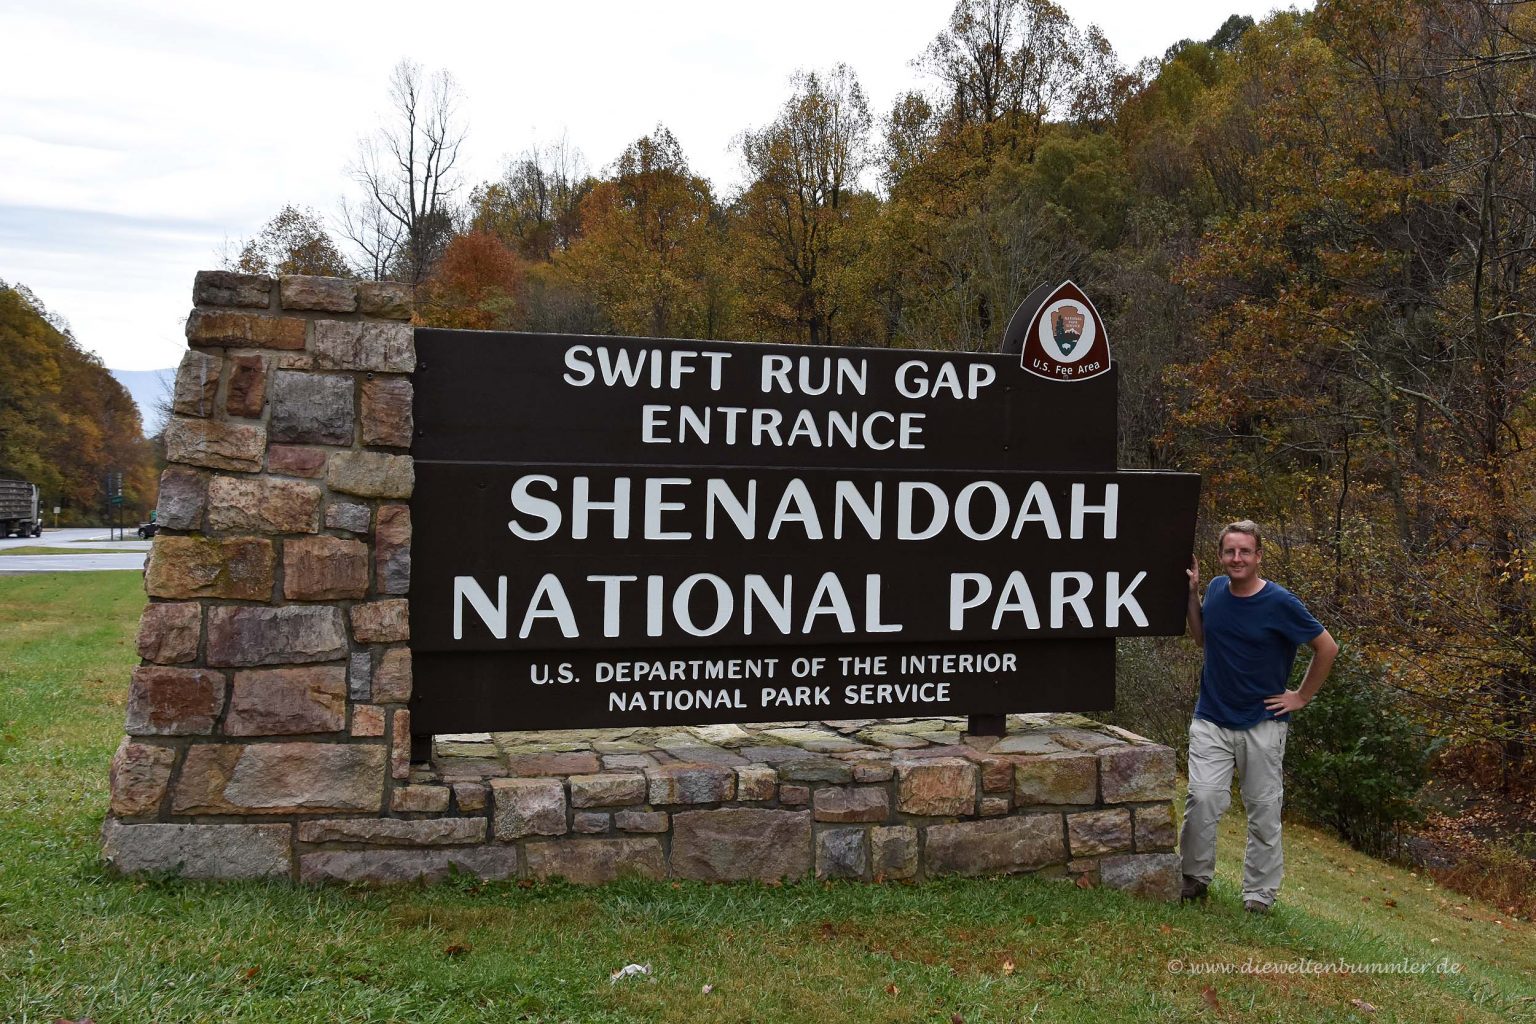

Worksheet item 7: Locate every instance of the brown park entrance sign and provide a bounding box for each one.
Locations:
[409,303,1199,738]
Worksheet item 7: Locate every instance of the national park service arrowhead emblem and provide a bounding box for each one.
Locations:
[1001,281,1111,382]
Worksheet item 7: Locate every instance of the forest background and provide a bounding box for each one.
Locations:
[1,0,1532,880]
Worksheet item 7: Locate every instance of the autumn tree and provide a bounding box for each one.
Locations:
[416,231,526,330]
[0,282,156,522]
[734,65,877,345]
[470,138,591,261]
[559,127,731,339]
[343,60,466,283]
[229,205,352,277]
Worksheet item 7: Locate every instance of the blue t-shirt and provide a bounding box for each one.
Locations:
[1195,576,1324,729]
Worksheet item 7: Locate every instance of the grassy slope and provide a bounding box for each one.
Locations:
[0,573,1531,1024]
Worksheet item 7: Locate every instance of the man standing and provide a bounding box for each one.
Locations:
[1181,520,1339,913]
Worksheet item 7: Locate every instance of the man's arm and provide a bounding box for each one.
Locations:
[1264,630,1340,714]
[1186,555,1204,648]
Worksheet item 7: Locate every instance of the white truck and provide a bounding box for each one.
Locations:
[0,477,43,538]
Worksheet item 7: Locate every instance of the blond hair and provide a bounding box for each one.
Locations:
[1217,519,1262,552]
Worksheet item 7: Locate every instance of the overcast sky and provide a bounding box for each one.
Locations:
[2,0,1305,370]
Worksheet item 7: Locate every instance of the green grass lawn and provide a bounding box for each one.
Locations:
[1,572,1532,1023]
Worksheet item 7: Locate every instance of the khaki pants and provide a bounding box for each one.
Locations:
[1178,717,1288,906]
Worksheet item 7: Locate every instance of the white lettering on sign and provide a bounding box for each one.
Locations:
[507,475,1118,545]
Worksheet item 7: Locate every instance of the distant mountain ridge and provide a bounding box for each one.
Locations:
[109,368,175,436]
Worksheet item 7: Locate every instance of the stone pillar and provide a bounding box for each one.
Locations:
[102,271,430,880]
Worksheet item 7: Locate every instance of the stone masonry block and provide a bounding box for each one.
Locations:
[670,808,812,882]
[813,785,889,823]
[1067,808,1133,857]
[164,417,266,472]
[299,847,518,885]
[267,445,328,478]
[569,772,647,808]
[372,648,411,702]
[361,377,413,448]
[896,757,977,816]
[206,475,322,534]
[506,753,602,778]
[573,811,610,833]
[109,739,176,817]
[155,466,208,530]
[186,309,305,350]
[136,602,201,664]
[279,275,358,312]
[125,666,225,735]
[297,818,484,846]
[391,785,451,813]
[172,350,220,418]
[1014,752,1099,806]
[492,778,567,839]
[348,650,372,701]
[194,270,272,308]
[205,605,348,667]
[1100,745,1175,803]
[313,320,414,372]
[351,600,409,643]
[326,502,371,533]
[527,838,666,884]
[1134,804,1177,852]
[146,535,274,601]
[102,821,291,880]
[816,827,868,879]
[391,710,410,780]
[173,742,386,814]
[327,451,413,499]
[646,763,736,805]
[284,535,369,600]
[924,814,1065,876]
[453,782,488,814]
[1099,852,1181,901]
[224,354,267,417]
[356,281,413,319]
[270,371,354,446]
[374,503,410,594]
[735,764,777,801]
[224,666,347,736]
[870,825,919,880]
[351,704,385,736]
[615,810,667,833]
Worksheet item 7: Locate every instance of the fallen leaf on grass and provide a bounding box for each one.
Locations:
[1159,924,1174,934]
[701,984,714,995]
[241,966,259,980]
[1384,899,1397,908]
[52,1019,94,1024]
[885,984,900,996]
[1201,987,1221,1012]
[444,943,471,957]
[820,921,837,940]
[1075,874,1095,889]
[1001,958,1015,976]
[1350,998,1377,1013]
[951,1014,966,1023]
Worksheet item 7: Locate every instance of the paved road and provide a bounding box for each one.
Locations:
[0,527,150,573]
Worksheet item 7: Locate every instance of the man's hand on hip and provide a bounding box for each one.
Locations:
[1264,690,1309,715]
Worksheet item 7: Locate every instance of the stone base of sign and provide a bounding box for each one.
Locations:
[104,713,1179,898]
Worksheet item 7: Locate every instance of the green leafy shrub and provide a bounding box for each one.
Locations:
[1285,653,1437,857]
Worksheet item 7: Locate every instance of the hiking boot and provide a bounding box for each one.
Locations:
[1180,875,1208,902]
[1244,900,1271,915]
